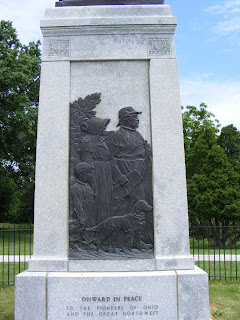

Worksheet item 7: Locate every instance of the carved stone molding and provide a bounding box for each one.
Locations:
[48,40,70,57]
[148,38,171,56]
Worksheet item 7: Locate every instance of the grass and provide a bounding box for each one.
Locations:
[0,263,28,287]
[209,280,240,320]
[0,224,33,256]
[190,238,240,256]
[0,281,239,320]
[196,261,240,281]
[0,286,14,320]
[191,248,239,255]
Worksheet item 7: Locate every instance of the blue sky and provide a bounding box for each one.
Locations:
[167,0,240,129]
[1,0,240,129]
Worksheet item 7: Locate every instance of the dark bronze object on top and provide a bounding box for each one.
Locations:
[56,0,164,7]
[69,93,153,260]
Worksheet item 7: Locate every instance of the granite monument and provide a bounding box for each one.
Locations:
[15,1,210,319]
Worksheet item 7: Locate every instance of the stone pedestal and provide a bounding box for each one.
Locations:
[15,267,209,320]
[15,4,210,320]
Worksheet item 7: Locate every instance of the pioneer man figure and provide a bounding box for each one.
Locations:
[110,107,151,215]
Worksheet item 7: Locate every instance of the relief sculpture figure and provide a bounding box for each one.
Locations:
[69,93,153,259]
[69,162,94,246]
[79,116,113,225]
[87,200,152,252]
[111,107,154,245]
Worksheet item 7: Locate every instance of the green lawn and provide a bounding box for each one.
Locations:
[0,286,14,320]
[0,224,33,256]
[0,263,28,287]
[191,248,239,256]
[196,261,240,281]
[209,281,240,320]
[190,238,240,256]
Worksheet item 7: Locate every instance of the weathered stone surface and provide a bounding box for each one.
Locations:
[149,58,195,270]
[177,267,210,320]
[15,268,210,320]
[68,258,155,272]
[29,61,70,270]
[47,271,177,320]
[41,6,176,62]
[15,271,47,320]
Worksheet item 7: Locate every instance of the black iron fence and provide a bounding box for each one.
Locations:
[0,224,33,286]
[0,223,239,286]
[190,223,240,280]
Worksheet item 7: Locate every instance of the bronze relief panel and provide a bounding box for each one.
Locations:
[69,93,153,259]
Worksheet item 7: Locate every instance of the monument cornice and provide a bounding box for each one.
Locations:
[40,24,176,37]
[43,5,174,20]
[41,5,176,35]
[40,6,176,61]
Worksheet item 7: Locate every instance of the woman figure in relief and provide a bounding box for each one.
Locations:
[79,116,113,226]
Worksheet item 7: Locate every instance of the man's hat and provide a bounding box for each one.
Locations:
[117,107,142,126]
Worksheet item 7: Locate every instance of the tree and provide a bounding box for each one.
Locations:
[0,21,41,222]
[182,103,240,234]
[188,145,240,223]
[217,124,240,169]
[182,102,220,157]
[187,145,240,246]
[186,126,217,179]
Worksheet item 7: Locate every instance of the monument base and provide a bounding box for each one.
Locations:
[15,266,210,320]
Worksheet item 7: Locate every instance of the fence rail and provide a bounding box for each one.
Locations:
[0,224,239,286]
[0,224,33,286]
[190,223,240,281]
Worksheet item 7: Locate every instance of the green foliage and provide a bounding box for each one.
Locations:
[188,146,240,223]
[212,310,223,318]
[182,103,240,226]
[217,124,240,169]
[182,102,220,156]
[0,21,41,223]
[186,126,217,179]
[189,147,240,223]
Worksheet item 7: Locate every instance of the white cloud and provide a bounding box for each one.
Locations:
[180,75,240,130]
[213,15,240,35]
[205,0,240,15]
[0,0,55,44]
[205,0,240,36]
